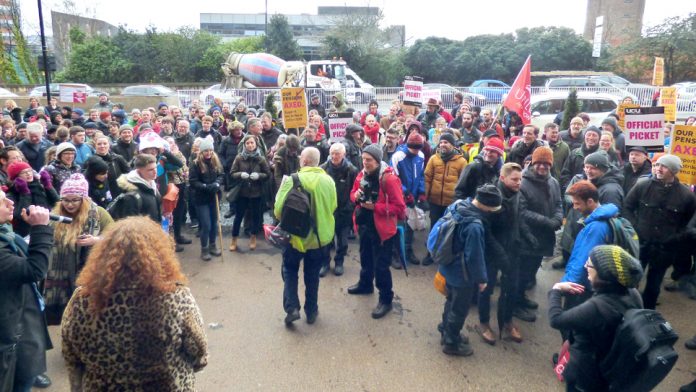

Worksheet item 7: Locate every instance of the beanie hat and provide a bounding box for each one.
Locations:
[119,124,133,133]
[99,112,111,121]
[310,93,320,100]
[56,142,76,157]
[483,137,505,156]
[199,135,214,152]
[73,108,84,116]
[589,245,643,288]
[656,154,682,174]
[363,143,383,163]
[439,133,457,147]
[210,106,221,113]
[112,109,126,119]
[7,162,32,181]
[158,102,168,110]
[83,122,98,130]
[482,129,499,139]
[531,146,554,166]
[475,184,502,211]
[83,156,109,179]
[60,173,89,198]
[601,117,619,130]
[584,151,611,171]
[407,132,424,149]
[139,131,165,151]
[584,125,602,138]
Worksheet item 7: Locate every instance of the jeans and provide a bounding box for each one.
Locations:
[187,186,198,223]
[517,254,543,301]
[13,376,34,392]
[195,203,219,248]
[173,183,187,239]
[232,196,262,237]
[329,223,350,266]
[357,225,396,304]
[429,203,447,227]
[641,243,678,310]
[442,282,474,345]
[281,245,328,315]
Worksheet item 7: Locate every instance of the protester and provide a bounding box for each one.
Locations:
[15,123,52,171]
[188,137,224,261]
[5,161,59,237]
[163,137,192,249]
[82,156,112,209]
[273,134,302,190]
[111,125,138,163]
[40,142,81,193]
[342,124,368,171]
[454,137,504,200]
[559,116,585,151]
[621,146,651,195]
[544,123,570,180]
[561,125,601,189]
[92,134,129,198]
[61,216,208,391]
[111,154,162,222]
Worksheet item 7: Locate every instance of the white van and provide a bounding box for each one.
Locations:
[345,67,376,103]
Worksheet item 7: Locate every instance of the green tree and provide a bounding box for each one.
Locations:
[561,89,579,131]
[58,36,132,83]
[266,14,303,60]
[265,92,278,119]
[0,0,39,83]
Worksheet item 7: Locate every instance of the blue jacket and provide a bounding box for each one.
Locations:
[562,203,618,288]
[72,142,94,166]
[438,199,488,288]
[391,148,425,198]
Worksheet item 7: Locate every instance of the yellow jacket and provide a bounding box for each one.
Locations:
[424,152,467,207]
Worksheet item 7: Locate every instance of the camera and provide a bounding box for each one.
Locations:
[358,178,378,203]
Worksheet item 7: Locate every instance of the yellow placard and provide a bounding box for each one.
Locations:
[670,125,696,185]
[659,87,677,123]
[281,88,308,129]
[617,103,639,129]
[652,57,664,86]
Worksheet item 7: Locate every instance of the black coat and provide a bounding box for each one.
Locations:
[519,168,563,256]
[559,129,583,151]
[174,131,195,161]
[321,158,357,225]
[261,127,284,152]
[111,140,139,163]
[93,152,130,198]
[6,180,60,237]
[454,155,499,200]
[506,139,545,166]
[219,135,241,188]
[194,129,222,153]
[113,173,162,222]
[560,144,600,189]
[622,159,652,195]
[188,159,224,206]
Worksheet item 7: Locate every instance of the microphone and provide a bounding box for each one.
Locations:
[23,208,73,224]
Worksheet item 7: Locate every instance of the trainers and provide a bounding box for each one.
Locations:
[284,309,300,325]
[475,323,496,345]
[442,340,474,357]
[513,307,537,322]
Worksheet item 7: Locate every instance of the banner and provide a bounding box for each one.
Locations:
[59,84,87,103]
[327,112,353,143]
[617,102,639,129]
[623,106,665,153]
[281,88,308,129]
[659,87,677,123]
[670,125,696,185]
[403,76,423,107]
[503,55,532,125]
[422,89,442,105]
[652,57,664,86]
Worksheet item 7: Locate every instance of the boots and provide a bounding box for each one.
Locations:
[200,246,211,261]
[502,322,523,343]
[209,243,222,257]
[229,237,238,252]
[249,234,256,251]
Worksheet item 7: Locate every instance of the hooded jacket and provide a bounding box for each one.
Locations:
[341,130,369,171]
[425,150,467,207]
[351,162,406,242]
[391,148,425,199]
[454,155,499,200]
[437,199,488,288]
[113,172,161,222]
[332,92,347,112]
[321,158,358,225]
[519,168,563,256]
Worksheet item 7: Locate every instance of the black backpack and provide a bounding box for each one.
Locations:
[597,297,679,392]
[106,191,142,220]
[279,174,313,238]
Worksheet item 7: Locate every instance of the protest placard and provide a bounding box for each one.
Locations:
[346,80,355,103]
[327,112,353,143]
[670,125,696,185]
[659,87,677,123]
[59,84,87,103]
[617,102,639,129]
[652,57,664,86]
[623,107,665,153]
[403,76,423,107]
[281,88,308,129]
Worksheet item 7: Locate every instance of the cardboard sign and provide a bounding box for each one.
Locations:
[669,125,696,185]
[281,88,308,129]
[346,80,355,103]
[422,89,442,105]
[327,112,353,143]
[403,76,423,107]
[652,57,664,86]
[623,107,665,153]
[59,84,87,103]
[617,103,639,129]
[659,87,677,123]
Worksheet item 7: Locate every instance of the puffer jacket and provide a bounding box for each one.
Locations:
[425,151,467,207]
[391,149,425,199]
[40,159,81,192]
[519,168,563,256]
[351,162,406,242]
[320,158,357,225]
[231,151,271,199]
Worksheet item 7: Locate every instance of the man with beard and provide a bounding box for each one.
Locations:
[380,105,398,131]
[459,112,482,145]
[454,137,504,200]
[382,128,400,164]
[507,125,545,166]
[560,125,601,189]
[622,146,652,195]
[320,143,357,277]
[516,147,563,322]
[70,108,84,127]
[300,124,329,165]
[544,123,570,181]
[260,113,283,151]
[478,108,504,139]
[417,98,442,131]
[559,116,584,151]
[308,94,326,119]
[342,124,368,171]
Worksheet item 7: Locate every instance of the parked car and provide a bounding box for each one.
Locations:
[199,84,241,106]
[29,83,105,98]
[468,79,510,103]
[121,84,177,96]
[0,87,17,98]
[530,92,619,129]
[545,77,638,103]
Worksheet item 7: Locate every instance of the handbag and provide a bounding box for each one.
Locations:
[226,182,242,203]
[162,183,179,215]
[554,340,571,382]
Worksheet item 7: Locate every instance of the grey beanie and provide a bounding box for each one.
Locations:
[656,154,682,174]
[584,125,602,138]
[363,144,383,162]
[601,117,619,130]
[584,151,611,171]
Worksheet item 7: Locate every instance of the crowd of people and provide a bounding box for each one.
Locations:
[1,90,696,391]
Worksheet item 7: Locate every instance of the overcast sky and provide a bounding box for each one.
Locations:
[20,0,695,43]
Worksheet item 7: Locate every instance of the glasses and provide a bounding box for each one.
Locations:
[61,198,82,205]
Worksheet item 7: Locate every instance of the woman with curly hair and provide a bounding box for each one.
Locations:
[43,173,113,325]
[61,216,208,391]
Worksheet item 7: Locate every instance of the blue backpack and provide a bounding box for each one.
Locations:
[427,200,478,265]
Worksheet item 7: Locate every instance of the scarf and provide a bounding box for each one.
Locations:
[241,147,260,159]
[439,149,456,162]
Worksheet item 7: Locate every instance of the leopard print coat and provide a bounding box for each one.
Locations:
[61,285,208,391]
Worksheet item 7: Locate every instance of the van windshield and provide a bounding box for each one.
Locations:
[333,65,346,80]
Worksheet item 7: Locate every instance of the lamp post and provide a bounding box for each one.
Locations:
[37,0,51,101]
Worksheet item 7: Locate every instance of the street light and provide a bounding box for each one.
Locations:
[37,0,51,101]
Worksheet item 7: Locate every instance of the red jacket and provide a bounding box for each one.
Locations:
[351,164,406,242]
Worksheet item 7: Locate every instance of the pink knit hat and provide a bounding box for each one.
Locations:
[60,173,89,198]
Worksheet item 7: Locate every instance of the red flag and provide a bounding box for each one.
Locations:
[503,56,532,125]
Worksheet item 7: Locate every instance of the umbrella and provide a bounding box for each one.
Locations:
[396,225,408,276]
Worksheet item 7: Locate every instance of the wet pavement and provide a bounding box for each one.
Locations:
[43,228,695,391]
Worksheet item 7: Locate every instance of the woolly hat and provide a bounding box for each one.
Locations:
[56,142,76,157]
[99,112,111,121]
[584,151,611,171]
[60,173,89,198]
[407,132,424,149]
[111,109,126,119]
[210,106,221,113]
[119,124,133,133]
[656,154,682,174]
[7,161,32,181]
[439,133,457,147]
[73,108,84,116]
[584,125,602,138]
[139,131,165,151]
[601,117,619,130]
[483,137,505,156]
[158,102,168,110]
[199,135,214,152]
[475,184,502,211]
[532,146,554,166]
[83,156,109,179]
[363,143,383,162]
[83,122,98,130]
[589,245,643,288]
